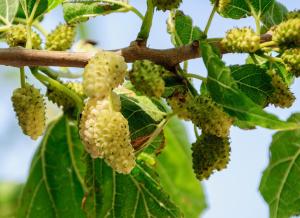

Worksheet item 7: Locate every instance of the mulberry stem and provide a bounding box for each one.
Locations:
[204,2,217,36]
[20,67,26,88]
[137,0,154,41]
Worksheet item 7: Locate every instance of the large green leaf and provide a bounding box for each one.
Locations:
[261,1,288,30]
[260,113,300,218]
[19,0,48,19]
[201,41,298,130]
[0,0,19,25]
[156,118,207,218]
[230,64,273,106]
[218,0,275,19]
[167,10,204,46]
[63,0,130,24]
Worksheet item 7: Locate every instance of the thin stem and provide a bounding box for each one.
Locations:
[250,53,259,64]
[128,5,144,20]
[26,0,41,49]
[260,41,277,48]
[137,0,154,41]
[184,73,207,82]
[102,0,143,20]
[0,25,10,32]
[20,67,26,88]
[194,125,200,139]
[14,18,48,36]
[31,69,84,110]
[204,2,217,36]
[246,0,261,35]
[259,54,283,63]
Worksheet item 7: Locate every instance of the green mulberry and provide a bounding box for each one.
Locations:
[221,27,260,53]
[45,24,76,51]
[152,0,182,11]
[129,60,166,98]
[267,70,295,108]
[273,18,300,47]
[11,84,46,140]
[281,48,300,77]
[79,97,135,174]
[211,0,231,13]
[83,52,127,98]
[192,134,230,180]
[188,95,233,137]
[166,89,192,120]
[65,82,85,97]
[6,25,41,49]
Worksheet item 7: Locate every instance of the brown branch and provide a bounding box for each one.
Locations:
[0,34,272,69]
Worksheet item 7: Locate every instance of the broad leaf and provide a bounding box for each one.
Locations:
[156,118,207,218]
[167,10,205,46]
[19,0,48,19]
[201,41,298,130]
[261,1,288,30]
[260,113,300,218]
[0,0,19,25]
[230,64,273,106]
[63,0,130,24]
[218,0,275,19]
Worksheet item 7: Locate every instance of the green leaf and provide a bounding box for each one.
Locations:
[18,117,87,218]
[260,113,300,218]
[0,182,23,218]
[218,0,275,19]
[19,0,48,19]
[230,64,273,106]
[63,0,130,24]
[0,0,19,25]
[261,1,288,30]
[200,41,298,131]
[156,118,207,218]
[167,10,204,47]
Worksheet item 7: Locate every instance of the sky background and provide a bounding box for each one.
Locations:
[0,1,299,218]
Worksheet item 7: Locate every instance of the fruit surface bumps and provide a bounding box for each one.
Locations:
[210,0,231,13]
[11,84,46,140]
[273,18,300,47]
[221,27,260,53]
[166,89,192,120]
[192,134,230,180]
[46,24,76,51]
[129,60,166,98]
[267,70,295,108]
[6,24,41,49]
[188,95,233,137]
[83,52,127,98]
[152,0,182,11]
[281,48,300,77]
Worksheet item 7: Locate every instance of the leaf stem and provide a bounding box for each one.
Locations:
[204,2,217,36]
[250,53,259,64]
[31,68,84,110]
[184,73,207,82]
[137,0,154,41]
[26,0,41,49]
[260,41,277,48]
[20,67,26,88]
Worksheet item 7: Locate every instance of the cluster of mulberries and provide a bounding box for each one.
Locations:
[166,89,192,120]
[6,25,41,49]
[152,0,182,11]
[210,0,231,13]
[79,94,135,174]
[188,95,233,138]
[272,18,300,47]
[83,52,127,98]
[281,48,300,77]
[11,84,46,140]
[45,24,76,51]
[267,70,295,108]
[192,134,230,180]
[129,60,167,98]
[221,27,260,53]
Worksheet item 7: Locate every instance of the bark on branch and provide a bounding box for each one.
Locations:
[0,34,272,69]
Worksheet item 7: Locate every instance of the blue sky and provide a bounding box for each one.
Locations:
[0,1,299,217]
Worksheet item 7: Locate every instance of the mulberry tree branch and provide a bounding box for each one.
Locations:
[0,34,272,69]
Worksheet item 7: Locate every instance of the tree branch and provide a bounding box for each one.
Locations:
[0,34,272,69]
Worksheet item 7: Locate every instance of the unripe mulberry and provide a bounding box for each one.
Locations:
[152,0,182,11]
[281,48,300,77]
[79,98,135,174]
[6,25,41,49]
[273,18,300,47]
[83,52,127,98]
[166,89,192,120]
[11,84,46,140]
[45,24,75,51]
[286,10,300,20]
[192,134,230,180]
[129,60,166,98]
[210,0,231,13]
[221,27,260,53]
[65,82,85,97]
[267,70,295,108]
[188,95,233,137]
